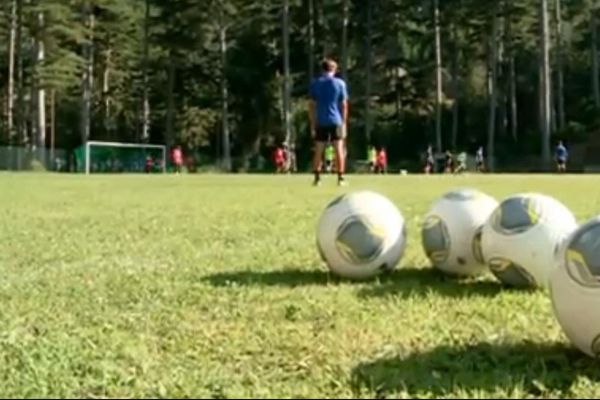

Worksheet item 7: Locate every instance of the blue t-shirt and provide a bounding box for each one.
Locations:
[309,75,348,127]
[556,145,568,159]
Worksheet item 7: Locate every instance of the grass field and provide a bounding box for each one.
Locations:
[1,173,600,398]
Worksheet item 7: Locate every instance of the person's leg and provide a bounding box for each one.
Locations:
[313,141,325,185]
[334,138,346,185]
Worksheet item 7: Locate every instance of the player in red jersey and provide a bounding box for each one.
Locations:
[375,146,387,174]
[172,146,183,174]
[273,145,286,173]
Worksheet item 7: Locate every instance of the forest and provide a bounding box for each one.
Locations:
[0,0,599,172]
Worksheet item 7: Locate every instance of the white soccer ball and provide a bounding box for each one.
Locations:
[481,193,577,289]
[550,217,600,357]
[421,188,498,276]
[316,190,407,280]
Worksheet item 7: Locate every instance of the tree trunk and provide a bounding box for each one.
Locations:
[165,52,175,147]
[80,4,94,143]
[365,0,373,145]
[592,10,600,108]
[540,0,552,166]
[487,9,499,172]
[317,0,326,56]
[16,0,26,152]
[498,8,507,138]
[141,0,150,142]
[451,23,459,150]
[307,0,315,82]
[33,11,46,163]
[219,17,231,171]
[340,0,350,79]
[282,0,292,147]
[555,0,565,129]
[506,2,518,141]
[434,0,443,153]
[103,47,112,139]
[509,53,518,140]
[7,0,17,144]
[50,89,55,164]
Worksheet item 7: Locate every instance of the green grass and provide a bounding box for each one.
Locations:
[1,173,600,398]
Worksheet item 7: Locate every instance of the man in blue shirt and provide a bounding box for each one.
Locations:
[555,140,568,173]
[309,58,349,186]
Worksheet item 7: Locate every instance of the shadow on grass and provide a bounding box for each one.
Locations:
[351,341,600,397]
[357,267,506,299]
[203,267,504,298]
[203,269,332,288]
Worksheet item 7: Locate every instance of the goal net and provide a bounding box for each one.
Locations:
[75,141,167,174]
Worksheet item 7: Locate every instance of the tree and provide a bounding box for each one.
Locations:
[592,7,599,108]
[141,0,150,142]
[433,0,442,153]
[7,0,17,144]
[540,0,552,166]
[364,0,373,145]
[554,0,565,129]
[32,7,46,160]
[282,0,292,148]
[80,1,94,143]
[487,3,500,171]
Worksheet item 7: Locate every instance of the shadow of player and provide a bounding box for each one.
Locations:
[350,341,599,398]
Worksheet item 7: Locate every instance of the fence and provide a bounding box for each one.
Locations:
[0,146,70,171]
[0,144,594,174]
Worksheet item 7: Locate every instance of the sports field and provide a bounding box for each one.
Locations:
[1,173,600,398]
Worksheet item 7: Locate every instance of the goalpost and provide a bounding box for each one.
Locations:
[83,140,167,175]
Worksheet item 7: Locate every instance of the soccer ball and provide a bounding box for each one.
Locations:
[481,193,577,288]
[550,217,600,357]
[316,191,407,280]
[421,188,498,276]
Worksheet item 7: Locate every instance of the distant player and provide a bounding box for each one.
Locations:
[368,145,377,173]
[172,146,183,174]
[555,140,568,173]
[309,58,349,186]
[375,147,387,174]
[324,143,335,173]
[145,155,154,173]
[424,145,434,174]
[475,146,485,172]
[454,151,467,174]
[287,143,297,173]
[444,150,454,173]
[273,144,286,173]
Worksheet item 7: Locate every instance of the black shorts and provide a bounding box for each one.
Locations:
[315,125,343,142]
[557,158,566,166]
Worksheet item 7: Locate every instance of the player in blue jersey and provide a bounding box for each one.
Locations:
[308,59,349,186]
[555,140,568,173]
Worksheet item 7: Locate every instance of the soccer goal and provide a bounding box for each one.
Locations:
[79,141,167,174]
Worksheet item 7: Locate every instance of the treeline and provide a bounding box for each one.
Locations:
[0,0,599,171]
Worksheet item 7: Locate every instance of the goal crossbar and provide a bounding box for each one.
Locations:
[84,140,167,174]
